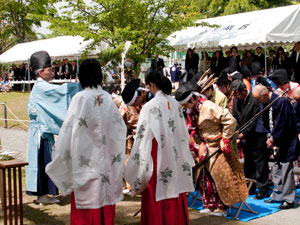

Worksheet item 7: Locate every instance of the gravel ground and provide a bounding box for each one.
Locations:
[0,127,299,225]
[0,127,28,161]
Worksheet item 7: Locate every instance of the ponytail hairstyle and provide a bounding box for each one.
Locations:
[145,70,172,95]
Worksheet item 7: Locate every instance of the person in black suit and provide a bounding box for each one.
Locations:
[231,79,269,199]
[254,47,265,72]
[62,58,72,79]
[151,54,165,71]
[291,42,300,83]
[70,60,78,79]
[211,50,225,77]
[56,61,64,79]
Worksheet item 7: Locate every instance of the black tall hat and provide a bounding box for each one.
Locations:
[30,51,51,73]
[232,72,243,81]
[216,69,230,86]
[241,64,251,78]
[121,79,141,106]
[269,69,289,85]
[175,82,195,104]
[251,61,261,76]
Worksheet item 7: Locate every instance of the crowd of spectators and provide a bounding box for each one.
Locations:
[177,42,300,82]
[0,58,79,91]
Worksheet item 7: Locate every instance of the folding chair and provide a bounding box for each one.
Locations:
[230,178,258,220]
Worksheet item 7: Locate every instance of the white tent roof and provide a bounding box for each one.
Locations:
[168,4,300,51]
[0,36,95,64]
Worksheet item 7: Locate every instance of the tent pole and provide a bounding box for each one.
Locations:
[76,56,79,81]
[28,59,31,92]
[264,43,267,76]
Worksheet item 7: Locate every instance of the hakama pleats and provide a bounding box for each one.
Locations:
[71,193,115,225]
[141,139,189,225]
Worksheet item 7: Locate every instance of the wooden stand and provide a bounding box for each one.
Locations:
[0,159,28,225]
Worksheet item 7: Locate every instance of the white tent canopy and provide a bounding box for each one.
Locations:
[168,4,300,51]
[0,36,99,64]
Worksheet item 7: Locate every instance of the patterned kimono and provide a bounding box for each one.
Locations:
[46,86,127,224]
[188,98,248,207]
[125,90,194,225]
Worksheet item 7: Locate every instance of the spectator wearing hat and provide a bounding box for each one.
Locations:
[269,69,300,98]
[26,51,81,204]
[231,80,269,199]
[290,42,300,83]
[253,85,299,209]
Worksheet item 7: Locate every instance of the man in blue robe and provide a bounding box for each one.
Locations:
[252,85,300,209]
[26,51,81,204]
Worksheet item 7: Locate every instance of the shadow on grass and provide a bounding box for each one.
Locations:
[23,204,69,225]
[55,195,71,206]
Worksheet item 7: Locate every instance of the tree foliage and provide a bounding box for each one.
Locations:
[0,0,56,54]
[45,0,200,66]
[192,0,294,18]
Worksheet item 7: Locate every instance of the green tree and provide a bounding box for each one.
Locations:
[192,0,294,18]
[45,0,200,70]
[0,0,57,54]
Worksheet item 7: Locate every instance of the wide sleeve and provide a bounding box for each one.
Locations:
[220,107,237,139]
[35,81,81,135]
[45,96,77,196]
[124,105,154,196]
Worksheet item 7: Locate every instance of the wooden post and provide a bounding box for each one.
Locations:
[0,159,28,225]
[3,102,7,128]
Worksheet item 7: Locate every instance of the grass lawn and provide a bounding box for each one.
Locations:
[0,91,30,130]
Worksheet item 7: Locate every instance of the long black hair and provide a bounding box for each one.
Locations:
[145,70,172,95]
[78,59,102,89]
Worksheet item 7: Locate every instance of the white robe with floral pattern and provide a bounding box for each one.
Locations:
[124,90,195,201]
[46,86,127,209]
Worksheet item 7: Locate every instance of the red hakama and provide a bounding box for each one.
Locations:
[141,139,189,225]
[70,192,115,225]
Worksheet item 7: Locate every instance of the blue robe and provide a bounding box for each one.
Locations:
[293,101,300,134]
[261,92,300,162]
[170,65,181,82]
[251,78,276,92]
[26,78,81,193]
